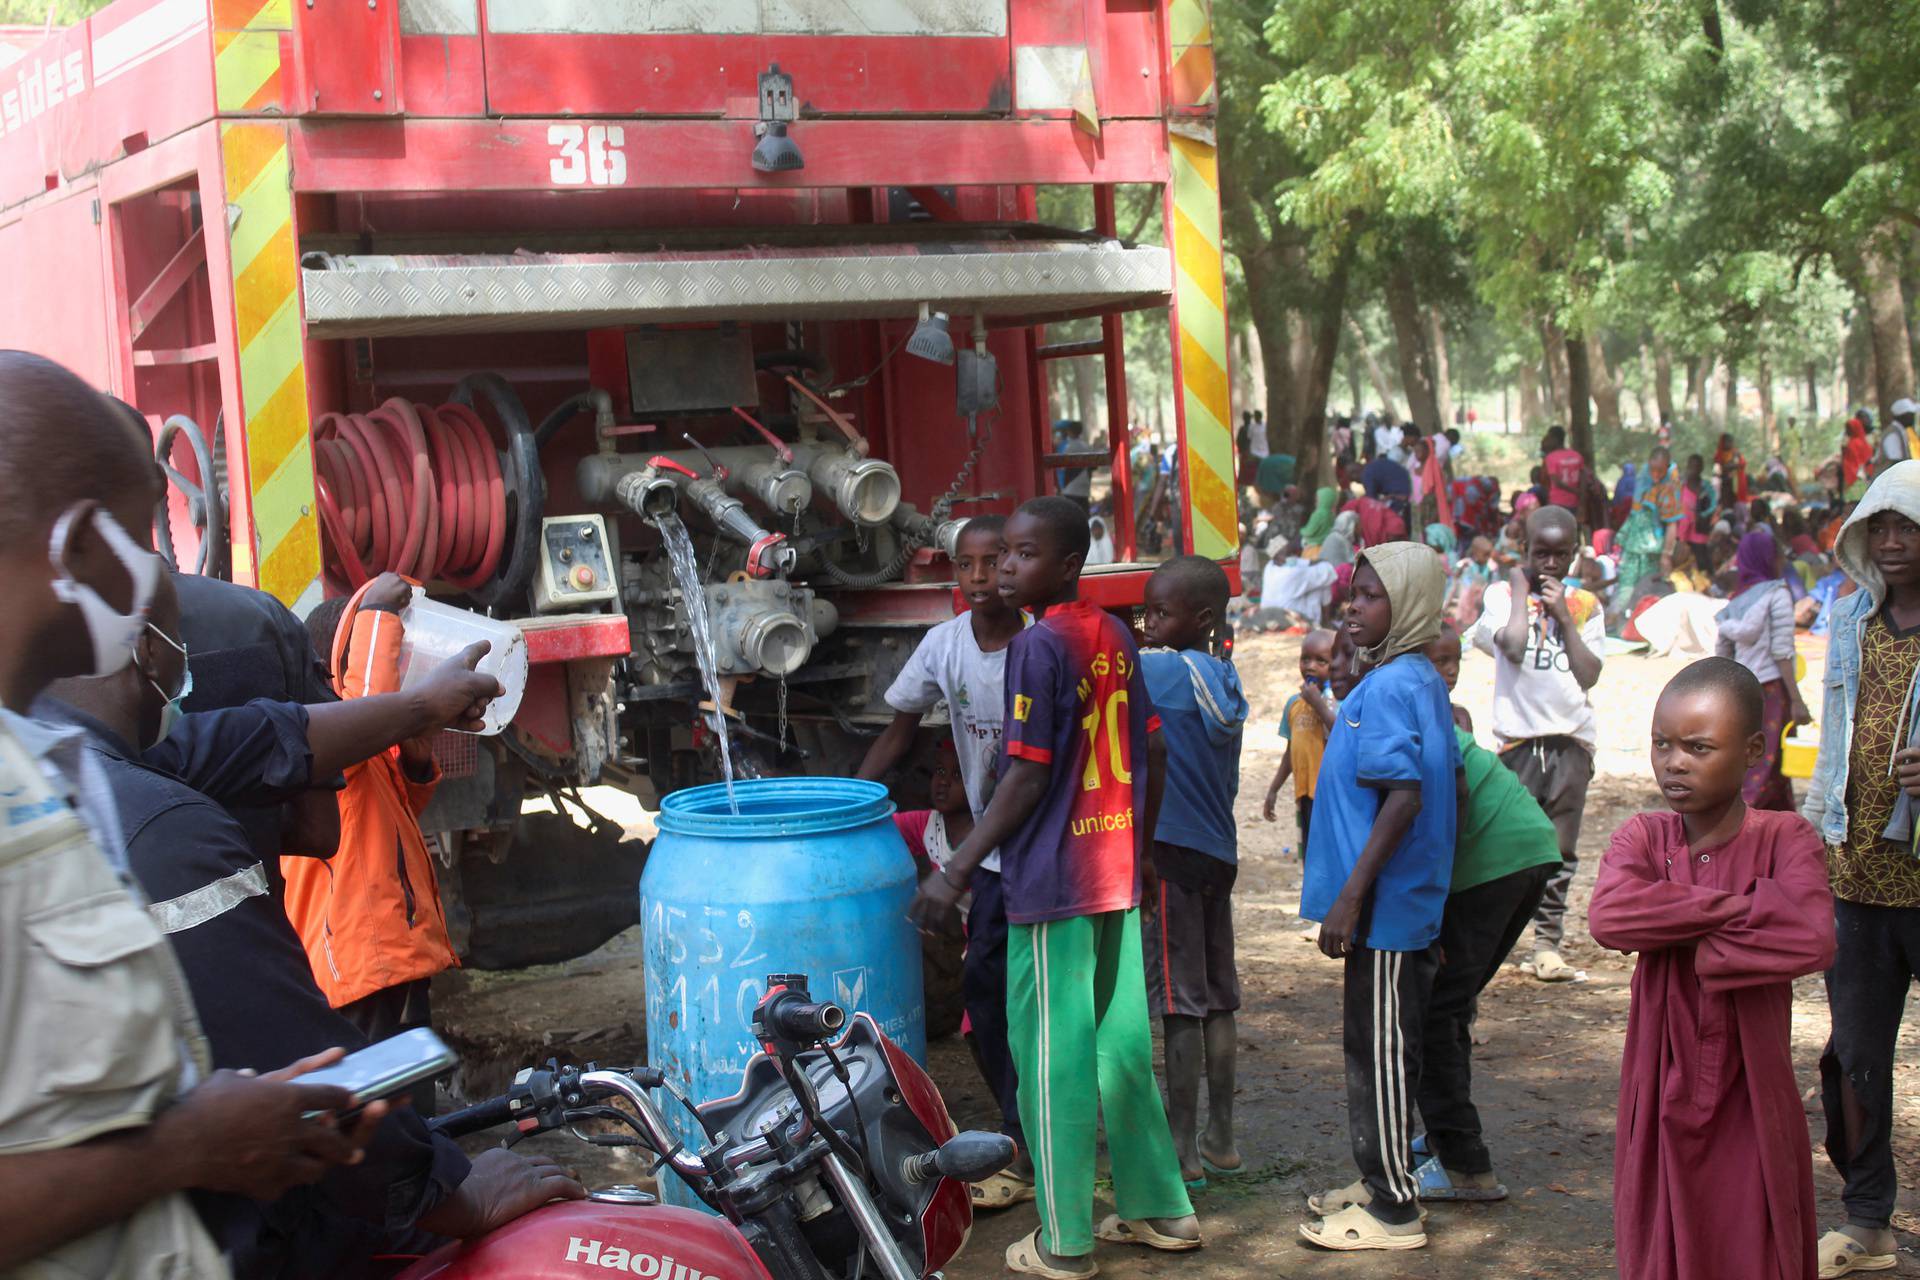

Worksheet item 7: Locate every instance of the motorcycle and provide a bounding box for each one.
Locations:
[402,974,1014,1280]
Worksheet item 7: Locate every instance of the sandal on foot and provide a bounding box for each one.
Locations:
[969,1169,1036,1211]
[1198,1137,1244,1177]
[1182,1174,1208,1194]
[1306,1180,1428,1221]
[1306,1179,1368,1217]
[1006,1229,1098,1280]
[1532,950,1576,983]
[1094,1214,1203,1252]
[1414,1155,1508,1202]
[1299,1204,1427,1252]
[1818,1230,1897,1278]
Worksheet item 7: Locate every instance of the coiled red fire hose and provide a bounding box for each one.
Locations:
[313,397,507,591]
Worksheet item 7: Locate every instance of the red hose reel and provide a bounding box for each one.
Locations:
[313,397,507,591]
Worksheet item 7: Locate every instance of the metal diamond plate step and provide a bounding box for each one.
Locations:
[299,241,1172,338]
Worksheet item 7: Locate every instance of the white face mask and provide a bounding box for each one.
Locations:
[144,622,193,745]
[48,508,163,678]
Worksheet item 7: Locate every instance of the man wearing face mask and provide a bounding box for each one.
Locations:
[0,351,383,1277]
[35,572,588,1278]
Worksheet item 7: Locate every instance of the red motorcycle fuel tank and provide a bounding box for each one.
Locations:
[397,1202,775,1280]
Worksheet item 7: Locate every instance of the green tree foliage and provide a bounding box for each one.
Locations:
[1222,0,1916,469]
[0,0,108,28]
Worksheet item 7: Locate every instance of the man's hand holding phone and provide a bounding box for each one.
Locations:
[155,1048,387,1201]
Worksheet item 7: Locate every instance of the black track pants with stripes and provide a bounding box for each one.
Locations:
[1341,943,1441,1225]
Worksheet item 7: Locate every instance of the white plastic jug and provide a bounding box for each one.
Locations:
[395,589,528,735]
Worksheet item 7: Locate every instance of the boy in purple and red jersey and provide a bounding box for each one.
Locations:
[913,497,1200,1279]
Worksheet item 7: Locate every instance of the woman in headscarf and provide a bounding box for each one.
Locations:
[1713,432,1750,517]
[1414,436,1453,530]
[1319,511,1359,616]
[1714,527,1808,811]
[1319,511,1358,567]
[1300,486,1339,548]
[1843,415,1874,499]
[1614,445,1684,612]
[1340,496,1406,548]
[1610,462,1638,529]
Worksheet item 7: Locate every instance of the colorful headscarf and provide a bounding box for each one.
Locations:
[1424,523,1458,556]
[1640,460,1684,525]
[1734,528,1779,593]
[1300,486,1339,544]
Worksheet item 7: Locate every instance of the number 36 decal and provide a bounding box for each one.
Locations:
[549,124,627,187]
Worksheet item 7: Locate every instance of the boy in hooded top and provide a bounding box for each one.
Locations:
[1801,460,1920,1276]
[1138,556,1250,1189]
[911,497,1197,1280]
[1590,658,1833,1280]
[1297,542,1459,1252]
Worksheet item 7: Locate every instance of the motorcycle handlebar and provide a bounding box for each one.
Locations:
[430,1092,516,1137]
[762,993,846,1042]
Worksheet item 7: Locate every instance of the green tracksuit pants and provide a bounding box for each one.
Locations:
[1009,909,1193,1257]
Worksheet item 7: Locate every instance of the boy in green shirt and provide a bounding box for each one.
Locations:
[1417,623,1562,1199]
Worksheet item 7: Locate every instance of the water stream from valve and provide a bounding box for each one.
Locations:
[655,512,738,815]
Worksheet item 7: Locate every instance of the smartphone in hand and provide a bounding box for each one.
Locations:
[299,1028,457,1118]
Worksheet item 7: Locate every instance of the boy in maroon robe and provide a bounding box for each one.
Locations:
[1590,657,1835,1280]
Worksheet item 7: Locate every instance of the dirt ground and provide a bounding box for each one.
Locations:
[438,629,1920,1278]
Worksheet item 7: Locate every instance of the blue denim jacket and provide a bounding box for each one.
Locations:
[1801,469,1920,845]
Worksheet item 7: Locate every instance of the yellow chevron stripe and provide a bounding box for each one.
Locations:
[1169,120,1235,560]
[1172,207,1226,329]
[215,29,281,113]
[1168,0,1216,107]
[1169,0,1209,50]
[234,233,298,346]
[258,510,322,605]
[221,121,319,605]
[253,434,314,561]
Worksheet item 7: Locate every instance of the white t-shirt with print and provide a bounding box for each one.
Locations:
[884,613,1014,872]
[1466,581,1605,751]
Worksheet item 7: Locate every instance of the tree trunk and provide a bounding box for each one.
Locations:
[1287,314,1316,433]
[1684,356,1702,419]
[1070,357,1101,430]
[1758,355,1776,454]
[1345,350,1364,418]
[1635,345,1658,428]
[1427,308,1454,430]
[1585,333,1622,431]
[1863,230,1917,421]
[1344,316,1400,421]
[1565,327,1594,460]
[1518,361,1544,433]
[1540,320,1571,423]
[1804,361,1820,421]
[1296,255,1351,465]
[1384,266,1441,428]
[1653,343,1675,425]
[1844,306,1873,410]
[1241,259,1299,456]
[1721,360,1736,428]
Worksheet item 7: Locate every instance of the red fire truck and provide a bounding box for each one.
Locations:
[0,0,1237,968]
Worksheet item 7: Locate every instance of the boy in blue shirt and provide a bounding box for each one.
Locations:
[1139,556,1250,1189]
[911,497,1198,1279]
[1298,542,1459,1253]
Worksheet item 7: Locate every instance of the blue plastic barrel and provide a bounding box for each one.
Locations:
[641,777,924,1208]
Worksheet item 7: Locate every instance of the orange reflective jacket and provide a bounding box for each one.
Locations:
[281,602,458,1008]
